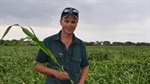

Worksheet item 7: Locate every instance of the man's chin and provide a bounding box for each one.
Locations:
[66,30,74,34]
[66,32,73,35]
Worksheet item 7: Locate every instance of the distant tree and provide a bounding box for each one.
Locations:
[112,42,124,46]
[84,41,95,46]
[95,41,101,45]
[85,41,150,46]
[136,42,150,46]
[125,41,135,46]
[103,41,111,45]
[2,39,19,46]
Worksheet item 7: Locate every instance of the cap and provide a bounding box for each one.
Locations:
[61,7,79,19]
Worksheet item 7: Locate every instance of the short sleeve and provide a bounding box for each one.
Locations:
[34,48,48,63]
[80,43,89,67]
[34,39,49,63]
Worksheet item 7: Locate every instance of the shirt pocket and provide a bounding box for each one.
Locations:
[55,55,64,66]
[70,58,82,73]
[48,55,64,68]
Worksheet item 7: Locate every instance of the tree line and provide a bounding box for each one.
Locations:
[0,40,150,46]
[85,41,150,46]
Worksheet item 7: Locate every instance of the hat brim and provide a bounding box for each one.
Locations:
[61,14,78,19]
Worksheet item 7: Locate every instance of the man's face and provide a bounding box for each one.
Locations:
[60,14,78,35]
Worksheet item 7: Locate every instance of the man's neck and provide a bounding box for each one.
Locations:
[61,31,73,41]
[60,31,73,48]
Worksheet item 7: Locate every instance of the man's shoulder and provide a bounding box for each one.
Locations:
[44,33,58,41]
[75,37,85,45]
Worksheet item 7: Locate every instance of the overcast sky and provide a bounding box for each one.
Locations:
[0,0,150,43]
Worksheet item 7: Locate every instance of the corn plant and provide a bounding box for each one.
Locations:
[0,24,74,84]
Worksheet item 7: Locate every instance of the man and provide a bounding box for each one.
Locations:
[34,7,89,84]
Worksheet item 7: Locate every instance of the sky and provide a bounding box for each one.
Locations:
[0,0,150,43]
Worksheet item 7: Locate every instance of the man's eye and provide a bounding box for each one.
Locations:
[72,21,77,24]
[64,20,69,23]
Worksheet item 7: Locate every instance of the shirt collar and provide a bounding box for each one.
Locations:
[54,30,78,44]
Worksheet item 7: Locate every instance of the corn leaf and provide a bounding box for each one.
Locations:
[1,24,58,63]
[1,24,19,40]
[28,26,37,37]
[70,79,74,84]
[1,25,12,40]
[21,27,35,38]
[21,26,58,63]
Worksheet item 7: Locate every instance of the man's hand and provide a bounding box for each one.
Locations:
[34,60,69,80]
[53,70,69,80]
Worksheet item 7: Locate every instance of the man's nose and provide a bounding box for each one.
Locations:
[67,22,72,27]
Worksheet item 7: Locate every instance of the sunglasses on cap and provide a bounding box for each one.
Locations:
[61,7,79,19]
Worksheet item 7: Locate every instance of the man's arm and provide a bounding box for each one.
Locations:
[33,60,69,80]
[78,66,89,84]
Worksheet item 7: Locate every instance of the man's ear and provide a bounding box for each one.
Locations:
[60,19,62,26]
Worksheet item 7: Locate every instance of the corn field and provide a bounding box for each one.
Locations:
[0,46,150,84]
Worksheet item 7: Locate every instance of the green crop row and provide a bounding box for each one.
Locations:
[0,46,150,84]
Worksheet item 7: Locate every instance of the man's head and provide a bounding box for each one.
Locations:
[60,7,79,35]
[61,7,79,19]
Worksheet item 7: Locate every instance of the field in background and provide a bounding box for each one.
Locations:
[0,46,150,84]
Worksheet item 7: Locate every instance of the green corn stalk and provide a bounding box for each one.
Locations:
[0,24,74,84]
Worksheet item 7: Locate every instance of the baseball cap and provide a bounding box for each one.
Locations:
[61,7,79,19]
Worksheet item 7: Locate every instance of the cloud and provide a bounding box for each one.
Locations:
[1,0,149,42]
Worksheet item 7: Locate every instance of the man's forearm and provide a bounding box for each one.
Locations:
[34,63,56,76]
[34,61,70,80]
[78,66,89,84]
